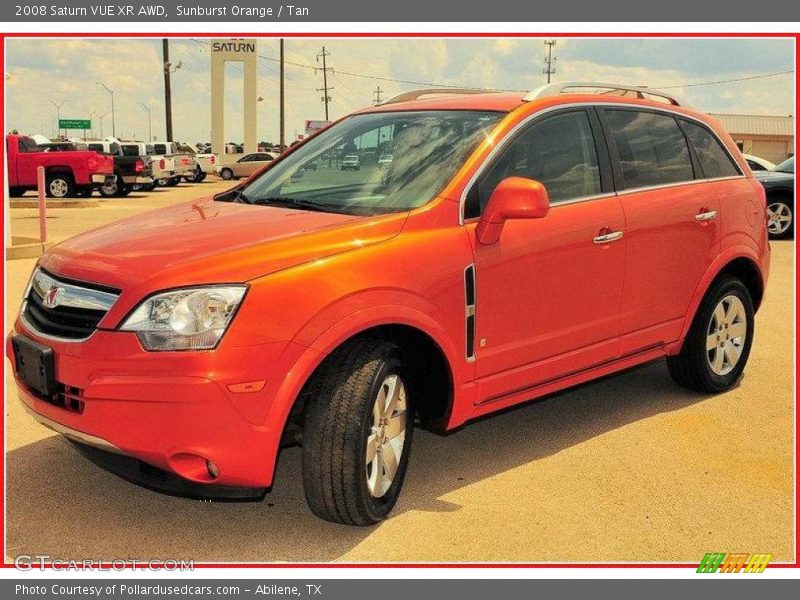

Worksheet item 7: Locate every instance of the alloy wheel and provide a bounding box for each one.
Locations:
[365,374,408,498]
[49,178,68,197]
[706,295,747,376]
[767,201,792,235]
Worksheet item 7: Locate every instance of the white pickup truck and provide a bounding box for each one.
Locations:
[152,142,199,185]
[177,142,220,182]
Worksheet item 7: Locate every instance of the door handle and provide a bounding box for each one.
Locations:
[695,210,718,222]
[593,230,624,244]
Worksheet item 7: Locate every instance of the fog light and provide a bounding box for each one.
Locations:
[206,460,220,480]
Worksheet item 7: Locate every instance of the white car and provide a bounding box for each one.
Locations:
[743,153,776,172]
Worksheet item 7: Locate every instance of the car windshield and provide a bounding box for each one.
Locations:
[229,110,504,216]
[773,157,794,174]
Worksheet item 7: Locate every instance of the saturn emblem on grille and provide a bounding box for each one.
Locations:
[42,285,62,308]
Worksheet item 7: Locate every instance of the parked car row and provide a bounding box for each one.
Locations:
[5,134,222,199]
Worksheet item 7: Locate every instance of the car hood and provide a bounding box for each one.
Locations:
[754,170,794,182]
[39,197,407,290]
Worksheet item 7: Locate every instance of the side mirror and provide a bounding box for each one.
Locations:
[475,177,550,245]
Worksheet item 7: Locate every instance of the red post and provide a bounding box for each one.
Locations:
[36,166,47,243]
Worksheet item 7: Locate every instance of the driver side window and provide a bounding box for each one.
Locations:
[466,110,602,219]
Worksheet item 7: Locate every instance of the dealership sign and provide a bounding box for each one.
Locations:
[211,40,257,54]
[59,119,91,130]
[305,120,332,136]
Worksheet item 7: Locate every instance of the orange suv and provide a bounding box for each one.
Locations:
[8,83,770,525]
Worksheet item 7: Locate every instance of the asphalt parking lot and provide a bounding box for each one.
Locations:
[4,181,795,564]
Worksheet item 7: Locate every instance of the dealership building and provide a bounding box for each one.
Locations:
[710,113,794,164]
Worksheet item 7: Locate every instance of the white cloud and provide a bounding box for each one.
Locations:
[4,37,794,144]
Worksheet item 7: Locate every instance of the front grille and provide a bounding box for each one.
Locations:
[22,269,120,340]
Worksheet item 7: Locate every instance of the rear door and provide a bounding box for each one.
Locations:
[468,107,627,399]
[599,107,722,353]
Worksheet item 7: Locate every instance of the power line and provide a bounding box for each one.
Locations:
[658,70,794,89]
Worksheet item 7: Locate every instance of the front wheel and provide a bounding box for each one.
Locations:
[219,168,234,180]
[192,170,207,183]
[667,276,754,393]
[302,338,414,525]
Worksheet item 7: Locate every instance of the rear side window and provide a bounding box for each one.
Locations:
[87,143,103,152]
[681,120,741,178]
[606,110,694,189]
[121,145,139,157]
[468,110,602,216]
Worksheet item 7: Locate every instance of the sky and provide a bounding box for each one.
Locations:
[4,37,795,145]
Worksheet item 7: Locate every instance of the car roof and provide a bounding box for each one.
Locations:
[360,92,526,114]
[356,83,695,118]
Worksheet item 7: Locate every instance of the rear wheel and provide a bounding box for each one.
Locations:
[156,178,171,187]
[302,338,414,525]
[167,176,181,187]
[668,276,754,393]
[46,173,74,198]
[220,168,234,180]
[767,195,794,240]
[192,170,207,183]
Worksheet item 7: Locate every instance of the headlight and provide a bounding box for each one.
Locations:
[120,286,247,351]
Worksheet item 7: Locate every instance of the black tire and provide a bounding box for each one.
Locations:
[667,276,755,393]
[302,338,414,526]
[144,182,156,192]
[116,183,132,197]
[194,171,207,182]
[767,194,794,240]
[98,175,121,198]
[155,178,171,187]
[220,168,234,180]
[45,173,74,198]
[167,177,181,187]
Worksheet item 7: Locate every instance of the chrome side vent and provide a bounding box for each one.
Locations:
[464,265,476,361]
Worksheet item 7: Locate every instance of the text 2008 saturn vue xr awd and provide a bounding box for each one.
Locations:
[8,83,770,525]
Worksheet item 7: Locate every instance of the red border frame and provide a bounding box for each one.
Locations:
[1,30,797,571]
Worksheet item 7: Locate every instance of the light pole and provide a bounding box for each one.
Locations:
[140,103,152,142]
[94,111,107,138]
[95,81,116,138]
[46,98,67,138]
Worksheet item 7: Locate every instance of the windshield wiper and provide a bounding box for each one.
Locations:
[253,196,331,213]
[232,189,252,204]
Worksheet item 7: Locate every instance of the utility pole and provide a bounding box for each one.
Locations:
[279,39,285,152]
[163,39,174,142]
[141,103,152,142]
[373,86,383,105]
[315,46,334,121]
[46,99,67,138]
[543,39,557,84]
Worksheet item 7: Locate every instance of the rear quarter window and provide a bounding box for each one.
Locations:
[681,120,741,179]
[606,109,694,189]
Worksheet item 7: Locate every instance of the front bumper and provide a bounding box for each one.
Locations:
[7,321,310,493]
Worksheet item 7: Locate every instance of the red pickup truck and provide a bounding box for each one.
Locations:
[6,134,115,198]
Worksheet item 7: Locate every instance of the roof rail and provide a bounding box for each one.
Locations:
[523,82,689,108]
[380,87,491,105]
